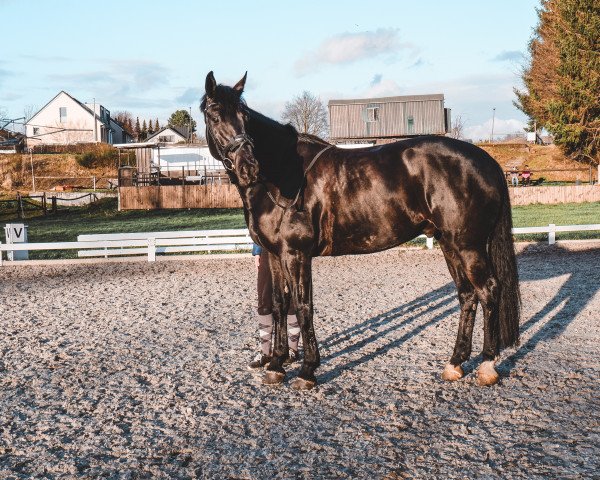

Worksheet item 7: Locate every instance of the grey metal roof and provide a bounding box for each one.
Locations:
[328,94,444,106]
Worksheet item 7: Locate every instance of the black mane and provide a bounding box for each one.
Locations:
[244,107,305,199]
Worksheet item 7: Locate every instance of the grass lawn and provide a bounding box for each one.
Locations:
[512,202,600,241]
[2,198,246,243]
[1,198,598,258]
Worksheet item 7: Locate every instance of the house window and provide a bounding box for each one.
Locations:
[407,116,414,134]
[33,127,40,135]
[59,107,67,123]
[159,135,175,143]
[366,106,379,122]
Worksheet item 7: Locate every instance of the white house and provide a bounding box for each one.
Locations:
[25,91,130,147]
[145,125,189,144]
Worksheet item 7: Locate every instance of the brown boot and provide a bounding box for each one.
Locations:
[247,353,272,370]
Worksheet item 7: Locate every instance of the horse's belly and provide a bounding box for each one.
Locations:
[320,221,421,256]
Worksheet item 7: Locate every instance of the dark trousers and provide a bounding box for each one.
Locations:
[257,251,296,316]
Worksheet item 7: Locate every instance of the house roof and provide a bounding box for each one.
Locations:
[328,94,444,106]
[0,128,25,140]
[27,90,99,125]
[145,124,189,142]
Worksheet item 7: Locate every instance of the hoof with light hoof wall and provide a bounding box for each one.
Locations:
[477,361,499,386]
[291,378,316,391]
[441,363,464,381]
[262,371,285,385]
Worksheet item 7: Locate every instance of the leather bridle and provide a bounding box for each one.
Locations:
[203,102,254,172]
[203,100,334,211]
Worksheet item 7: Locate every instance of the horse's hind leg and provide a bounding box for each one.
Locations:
[439,241,478,381]
[455,246,501,386]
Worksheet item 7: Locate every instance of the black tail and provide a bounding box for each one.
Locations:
[489,186,521,348]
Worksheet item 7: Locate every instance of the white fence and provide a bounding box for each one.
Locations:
[1,224,599,265]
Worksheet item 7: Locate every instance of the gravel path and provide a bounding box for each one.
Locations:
[1,243,599,479]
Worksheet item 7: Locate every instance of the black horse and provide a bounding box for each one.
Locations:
[201,72,520,390]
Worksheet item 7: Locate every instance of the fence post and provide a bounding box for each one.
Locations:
[147,237,156,262]
[93,176,96,191]
[548,224,556,245]
[51,196,57,213]
[426,236,434,249]
[16,193,22,219]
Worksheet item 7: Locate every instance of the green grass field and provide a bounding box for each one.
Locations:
[1,198,599,258]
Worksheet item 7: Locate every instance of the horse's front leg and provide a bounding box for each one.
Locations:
[262,252,290,385]
[283,252,319,391]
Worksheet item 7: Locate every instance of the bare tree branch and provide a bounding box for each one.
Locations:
[281,91,329,139]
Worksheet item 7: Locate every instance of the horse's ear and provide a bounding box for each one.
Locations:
[205,71,217,97]
[233,72,247,94]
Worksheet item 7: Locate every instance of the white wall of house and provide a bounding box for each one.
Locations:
[152,145,222,173]
[26,91,115,146]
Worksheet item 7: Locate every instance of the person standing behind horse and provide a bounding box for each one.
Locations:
[248,243,301,369]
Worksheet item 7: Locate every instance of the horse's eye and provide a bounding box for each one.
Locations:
[209,112,220,123]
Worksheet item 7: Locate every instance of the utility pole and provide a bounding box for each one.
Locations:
[93,97,97,142]
[189,106,192,143]
[29,148,36,192]
[490,107,496,143]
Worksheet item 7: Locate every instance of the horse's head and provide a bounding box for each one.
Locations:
[201,71,259,188]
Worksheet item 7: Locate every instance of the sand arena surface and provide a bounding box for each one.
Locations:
[0,243,599,478]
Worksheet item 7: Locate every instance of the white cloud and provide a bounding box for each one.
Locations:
[361,78,403,98]
[295,28,414,76]
[464,118,526,142]
[492,50,524,62]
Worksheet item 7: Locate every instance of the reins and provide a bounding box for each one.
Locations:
[266,144,333,210]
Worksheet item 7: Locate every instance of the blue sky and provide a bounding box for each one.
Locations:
[0,0,540,140]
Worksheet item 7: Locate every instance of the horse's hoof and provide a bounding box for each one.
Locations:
[291,377,317,391]
[441,363,464,381]
[476,361,499,386]
[262,370,285,385]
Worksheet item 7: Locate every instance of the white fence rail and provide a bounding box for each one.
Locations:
[1,224,599,265]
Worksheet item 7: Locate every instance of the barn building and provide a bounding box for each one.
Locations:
[328,94,451,145]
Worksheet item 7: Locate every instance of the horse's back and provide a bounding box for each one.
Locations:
[310,136,506,255]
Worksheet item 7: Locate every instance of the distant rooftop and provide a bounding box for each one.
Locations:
[328,94,444,106]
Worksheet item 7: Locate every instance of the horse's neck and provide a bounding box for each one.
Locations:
[237,182,284,247]
[248,113,304,199]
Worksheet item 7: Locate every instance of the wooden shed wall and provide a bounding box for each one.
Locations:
[119,185,243,210]
[329,99,446,139]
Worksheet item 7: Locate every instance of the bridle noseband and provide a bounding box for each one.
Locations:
[203,101,254,172]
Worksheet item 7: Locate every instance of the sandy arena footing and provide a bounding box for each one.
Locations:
[0,242,599,478]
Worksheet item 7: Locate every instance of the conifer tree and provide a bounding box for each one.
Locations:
[141,119,147,141]
[155,118,160,131]
[134,117,141,141]
[515,0,599,162]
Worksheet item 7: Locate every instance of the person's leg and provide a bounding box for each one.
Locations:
[284,297,301,365]
[248,251,273,369]
[287,314,300,352]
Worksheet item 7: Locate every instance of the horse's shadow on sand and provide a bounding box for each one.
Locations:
[318,245,600,383]
[497,244,599,375]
